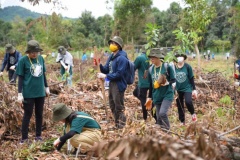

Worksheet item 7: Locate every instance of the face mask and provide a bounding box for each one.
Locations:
[177,57,184,63]
[109,44,118,52]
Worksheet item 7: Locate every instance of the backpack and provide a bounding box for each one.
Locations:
[125,60,135,85]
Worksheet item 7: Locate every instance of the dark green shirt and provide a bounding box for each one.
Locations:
[134,53,150,88]
[68,112,100,134]
[149,64,175,104]
[175,63,194,92]
[16,55,46,98]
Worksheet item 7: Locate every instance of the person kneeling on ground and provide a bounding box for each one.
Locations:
[52,103,102,154]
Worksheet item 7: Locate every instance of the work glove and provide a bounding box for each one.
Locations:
[97,73,106,79]
[234,82,240,87]
[10,66,15,70]
[145,98,152,110]
[192,90,198,99]
[172,82,176,90]
[45,87,50,97]
[53,138,61,148]
[235,64,239,69]
[234,73,239,79]
[0,72,3,76]
[93,58,100,66]
[17,93,23,103]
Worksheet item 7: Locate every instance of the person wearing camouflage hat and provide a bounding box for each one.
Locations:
[56,46,73,86]
[145,48,176,130]
[96,36,128,129]
[174,51,197,125]
[0,44,22,84]
[52,103,102,154]
[16,40,50,144]
[133,45,150,121]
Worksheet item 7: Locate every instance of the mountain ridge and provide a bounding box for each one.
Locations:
[0,6,72,21]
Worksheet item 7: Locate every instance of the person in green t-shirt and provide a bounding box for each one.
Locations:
[16,40,50,144]
[175,52,198,125]
[146,48,176,130]
[52,103,102,154]
[133,45,150,121]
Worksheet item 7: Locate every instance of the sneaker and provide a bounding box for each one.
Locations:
[192,114,197,122]
[34,136,43,142]
[180,122,185,126]
[19,139,28,145]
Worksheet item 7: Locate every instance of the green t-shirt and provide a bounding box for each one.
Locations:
[149,64,175,104]
[134,53,150,88]
[16,55,46,98]
[68,112,100,134]
[175,63,194,92]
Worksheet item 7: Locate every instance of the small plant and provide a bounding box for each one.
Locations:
[40,138,55,152]
[219,95,233,107]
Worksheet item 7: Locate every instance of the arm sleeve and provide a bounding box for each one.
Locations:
[15,52,22,67]
[189,77,196,90]
[148,67,153,98]
[134,57,140,71]
[57,130,77,151]
[100,56,112,74]
[44,73,48,87]
[1,54,8,72]
[18,75,23,93]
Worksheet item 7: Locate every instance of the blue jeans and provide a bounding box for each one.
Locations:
[155,100,172,130]
[62,75,72,86]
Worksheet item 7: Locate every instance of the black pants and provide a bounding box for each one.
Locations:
[109,81,126,128]
[176,91,195,123]
[133,87,148,120]
[22,97,45,140]
[8,70,17,83]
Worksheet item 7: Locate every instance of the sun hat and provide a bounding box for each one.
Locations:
[58,46,66,54]
[148,48,165,59]
[108,36,123,48]
[5,44,15,53]
[25,40,43,53]
[52,103,72,122]
[175,51,187,60]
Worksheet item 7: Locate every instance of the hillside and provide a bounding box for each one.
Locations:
[0,6,46,21]
[0,6,75,22]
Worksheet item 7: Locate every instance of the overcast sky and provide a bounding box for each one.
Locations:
[0,0,183,18]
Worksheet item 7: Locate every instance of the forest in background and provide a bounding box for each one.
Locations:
[0,0,239,56]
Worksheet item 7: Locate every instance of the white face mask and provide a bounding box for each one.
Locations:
[177,57,184,63]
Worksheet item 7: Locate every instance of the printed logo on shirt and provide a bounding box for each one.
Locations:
[30,64,43,77]
[176,72,187,83]
[9,56,16,65]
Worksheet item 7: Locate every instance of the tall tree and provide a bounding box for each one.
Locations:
[178,0,216,69]
[113,0,152,44]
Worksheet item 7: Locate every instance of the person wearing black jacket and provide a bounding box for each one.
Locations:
[0,44,22,83]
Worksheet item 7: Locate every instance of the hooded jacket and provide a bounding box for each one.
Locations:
[100,50,128,92]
